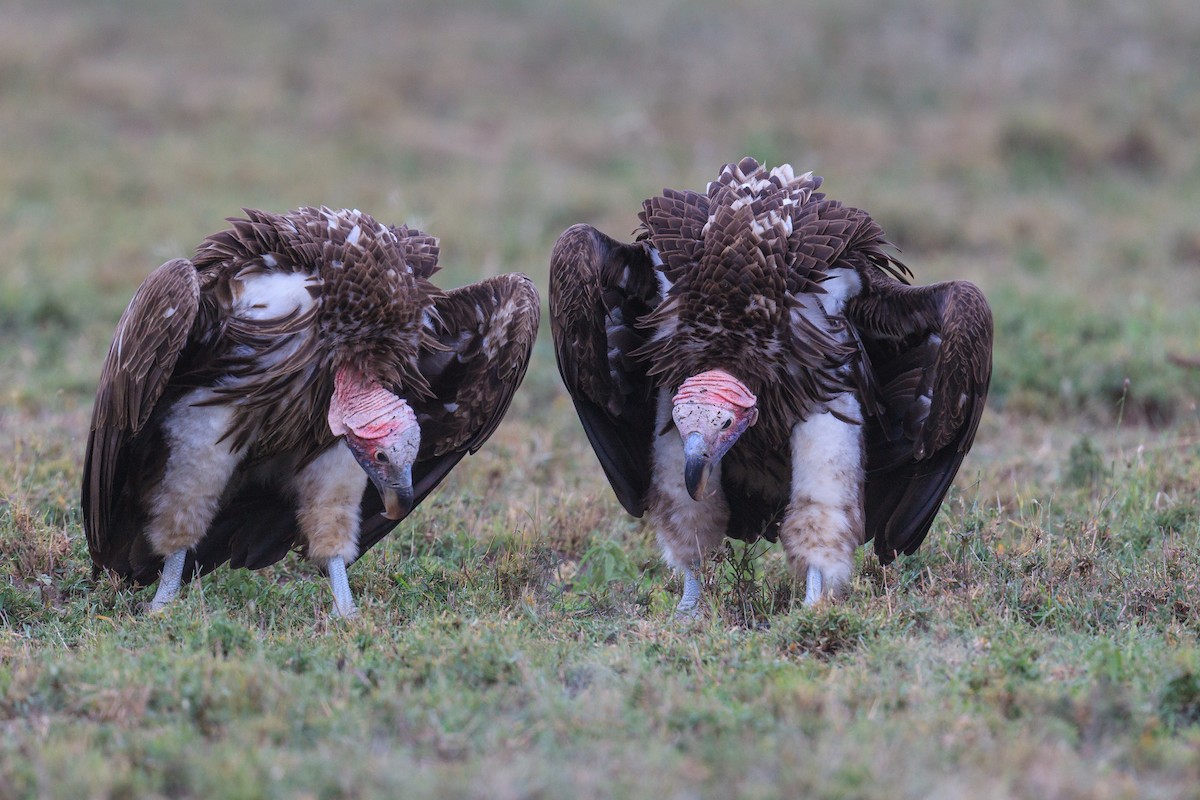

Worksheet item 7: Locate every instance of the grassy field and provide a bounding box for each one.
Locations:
[3,0,1200,796]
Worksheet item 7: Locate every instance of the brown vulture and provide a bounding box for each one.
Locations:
[82,207,539,616]
[550,158,992,615]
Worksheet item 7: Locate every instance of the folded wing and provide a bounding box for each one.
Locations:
[81,258,202,578]
[849,272,993,560]
[355,272,541,554]
[548,224,662,516]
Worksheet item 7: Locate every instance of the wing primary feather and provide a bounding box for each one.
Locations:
[849,271,992,557]
[550,224,660,516]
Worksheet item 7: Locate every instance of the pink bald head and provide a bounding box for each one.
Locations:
[671,370,759,500]
[672,369,758,411]
[329,365,420,519]
[328,366,416,439]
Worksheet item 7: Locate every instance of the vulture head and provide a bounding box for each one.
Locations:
[327,364,420,519]
[671,369,759,500]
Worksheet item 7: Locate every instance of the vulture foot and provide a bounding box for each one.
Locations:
[327,556,359,618]
[148,549,187,613]
[803,565,825,606]
[674,566,704,619]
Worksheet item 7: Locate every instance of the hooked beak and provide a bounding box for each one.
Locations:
[375,465,414,520]
[343,438,416,520]
[329,367,420,520]
[683,431,713,501]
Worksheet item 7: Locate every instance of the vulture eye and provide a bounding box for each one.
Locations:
[375,451,390,464]
[721,418,733,430]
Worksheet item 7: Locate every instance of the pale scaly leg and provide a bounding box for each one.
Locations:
[780,393,866,607]
[674,565,704,619]
[293,444,368,618]
[145,391,246,613]
[646,391,728,619]
[148,549,188,613]
[803,565,824,606]
[327,555,358,618]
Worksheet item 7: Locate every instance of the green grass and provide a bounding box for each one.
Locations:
[5,448,1200,798]
[4,0,1200,796]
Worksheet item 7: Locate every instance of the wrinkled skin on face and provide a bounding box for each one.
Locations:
[671,370,759,500]
[328,366,421,519]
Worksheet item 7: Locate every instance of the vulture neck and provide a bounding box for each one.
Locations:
[327,365,410,438]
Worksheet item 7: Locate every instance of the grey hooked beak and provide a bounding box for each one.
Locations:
[344,437,416,520]
[683,431,713,501]
[374,462,414,520]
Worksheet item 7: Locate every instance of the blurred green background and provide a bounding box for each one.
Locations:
[3,0,1200,425]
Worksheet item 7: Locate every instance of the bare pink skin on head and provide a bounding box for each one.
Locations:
[671,369,759,500]
[671,369,758,411]
[329,365,420,519]
[328,366,416,439]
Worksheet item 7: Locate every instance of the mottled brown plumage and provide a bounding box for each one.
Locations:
[551,158,992,608]
[184,208,442,459]
[83,207,539,606]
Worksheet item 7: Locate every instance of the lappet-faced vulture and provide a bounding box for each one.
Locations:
[83,207,539,616]
[550,158,991,615]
